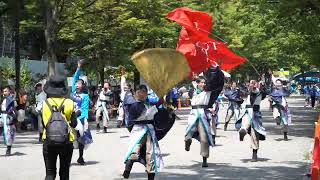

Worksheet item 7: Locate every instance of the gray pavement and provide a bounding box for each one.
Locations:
[0,96,318,180]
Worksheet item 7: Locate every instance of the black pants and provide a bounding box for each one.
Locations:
[76,131,84,159]
[311,96,316,108]
[43,141,74,180]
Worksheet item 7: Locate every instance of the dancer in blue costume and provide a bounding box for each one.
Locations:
[270,79,290,141]
[123,85,165,180]
[185,65,224,167]
[71,60,90,165]
[0,86,16,155]
[224,82,243,131]
[236,80,267,161]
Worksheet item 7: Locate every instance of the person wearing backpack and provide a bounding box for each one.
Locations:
[42,75,78,180]
[70,60,90,165]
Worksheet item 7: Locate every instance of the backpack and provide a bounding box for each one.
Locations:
[44,99,69,145]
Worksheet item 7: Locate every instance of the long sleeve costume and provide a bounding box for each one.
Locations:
[235,88,267,150]
[70,68,90,124]
[124,96,163,173]
[0,95,16,146]
[270,87,291,132]
[224,87,243,125]
[117,75,126,121]
[70,68,90,161]
[185,66,224,158]
[95,89,113,127]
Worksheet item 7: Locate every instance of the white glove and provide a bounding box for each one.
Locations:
[84,119,89,131]
[74,119,84,136]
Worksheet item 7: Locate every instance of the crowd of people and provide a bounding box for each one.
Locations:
[0,60,319,180]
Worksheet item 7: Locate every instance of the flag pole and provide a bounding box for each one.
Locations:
[246,59,261,77]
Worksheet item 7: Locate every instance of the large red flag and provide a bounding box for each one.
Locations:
[176,28,209,74]
[167,7,212,41]
[177,28,246,72]
[210,41,247,70]
[168,7,246,73]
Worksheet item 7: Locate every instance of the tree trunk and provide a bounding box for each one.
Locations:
[9,0,21,92]
[42,0,59,76]
[99,66,104,87]
[14,13,20,92]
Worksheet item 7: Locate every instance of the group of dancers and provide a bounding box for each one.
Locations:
[0,60,291,180]
[121,65,292,180]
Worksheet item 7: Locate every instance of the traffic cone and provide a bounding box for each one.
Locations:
[185,99,189,107]
[310,115,320,180]
[178,99,181,108]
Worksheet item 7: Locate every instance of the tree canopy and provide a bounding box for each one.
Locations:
[0,0,319,83]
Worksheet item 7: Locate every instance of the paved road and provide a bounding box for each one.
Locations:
[0,96,318,180]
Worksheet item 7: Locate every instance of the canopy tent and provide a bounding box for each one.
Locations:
[293,71,320,82]
[293,71,320,79]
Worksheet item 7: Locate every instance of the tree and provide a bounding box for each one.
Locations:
[58,0,179,85]
[0,0,22,91]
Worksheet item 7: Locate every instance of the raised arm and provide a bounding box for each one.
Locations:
[71,61,82,93]
[120,75,126,93]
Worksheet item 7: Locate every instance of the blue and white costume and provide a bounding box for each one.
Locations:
[0,95,16,147]
[270,87,291,132]
[235,88,267,150]
[124,98,163,173]
[224,87,242,129]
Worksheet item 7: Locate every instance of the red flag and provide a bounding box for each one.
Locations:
[212,41,247,70]
[168,7,246,72]
[176,28,209,74]
[167,7,212,41]
[177,28,246,72]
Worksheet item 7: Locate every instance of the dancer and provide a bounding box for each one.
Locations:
[185,66,224,167]
[210,95,223,145]
[95,80,113,133]
[117,67,131,127]
[236,80,267,161]
[270,79,290,141]
[71,60,90,165]
[0,86,16,155]
[224,82,243,131]
[122,85,164,180]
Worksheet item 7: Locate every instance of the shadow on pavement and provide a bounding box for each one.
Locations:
[240,158,271,163]
[158,160,309,180]
[71,161,100,166]
[0,152,27,157]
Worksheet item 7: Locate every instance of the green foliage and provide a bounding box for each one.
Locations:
[1,0,319,83]
[0,58,36,91]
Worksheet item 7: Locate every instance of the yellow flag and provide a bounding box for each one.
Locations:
[132,48,191,97]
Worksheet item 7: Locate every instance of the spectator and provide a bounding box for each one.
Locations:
[34,82,47,142]
[16,90,28,132]
[42,75,78,180]
[303,85,311,107]
[310,83,319,109]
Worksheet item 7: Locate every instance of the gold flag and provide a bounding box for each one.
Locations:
[132,48,191,97]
